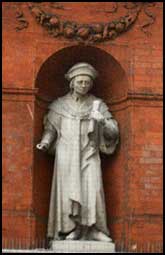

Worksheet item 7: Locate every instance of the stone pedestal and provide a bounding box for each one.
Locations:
[50,240,115,253]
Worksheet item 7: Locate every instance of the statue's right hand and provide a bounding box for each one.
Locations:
[36,143,48,151]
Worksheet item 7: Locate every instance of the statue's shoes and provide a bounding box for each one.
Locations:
[89,229,112,242]
[65,228,81,240]
[79,228,89,241]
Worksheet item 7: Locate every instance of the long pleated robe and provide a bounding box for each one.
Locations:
[40,93,119,240]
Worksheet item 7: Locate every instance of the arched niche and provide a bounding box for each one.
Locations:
[33,45,129,241]
[35,45,128,103]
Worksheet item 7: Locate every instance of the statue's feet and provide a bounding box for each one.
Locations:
[79,227,89,241]
[89,228,112,242]
[65,227,81,240]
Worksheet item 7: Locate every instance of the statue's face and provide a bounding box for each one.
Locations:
[72,75,93,95]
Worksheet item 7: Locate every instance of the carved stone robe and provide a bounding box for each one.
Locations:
[40,92,119,239]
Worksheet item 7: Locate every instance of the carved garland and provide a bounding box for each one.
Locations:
[16,2,156,43]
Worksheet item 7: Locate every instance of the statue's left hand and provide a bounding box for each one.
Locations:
[90,110,105,123]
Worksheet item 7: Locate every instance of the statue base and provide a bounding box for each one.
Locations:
[50,240,115,253]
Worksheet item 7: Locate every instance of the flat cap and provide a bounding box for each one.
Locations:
[65,62,98,81]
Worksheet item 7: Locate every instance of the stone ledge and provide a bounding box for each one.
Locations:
[2,250,51,253]
[51,240,115,253]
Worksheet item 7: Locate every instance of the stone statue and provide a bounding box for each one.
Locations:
[36,63,119,244]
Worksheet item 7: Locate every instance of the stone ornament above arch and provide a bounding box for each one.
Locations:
[15,2,156,43]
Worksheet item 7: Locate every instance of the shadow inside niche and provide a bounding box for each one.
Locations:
[35,45,128,104]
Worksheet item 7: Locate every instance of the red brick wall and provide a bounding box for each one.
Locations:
[2,2,163,252]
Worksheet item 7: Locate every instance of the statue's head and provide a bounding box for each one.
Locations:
[65,63,98,95]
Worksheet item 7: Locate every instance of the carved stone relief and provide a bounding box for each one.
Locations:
[15,10,29,31]
[14,2,156,43]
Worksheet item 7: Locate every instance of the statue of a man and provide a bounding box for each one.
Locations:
[36,62,119,243]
